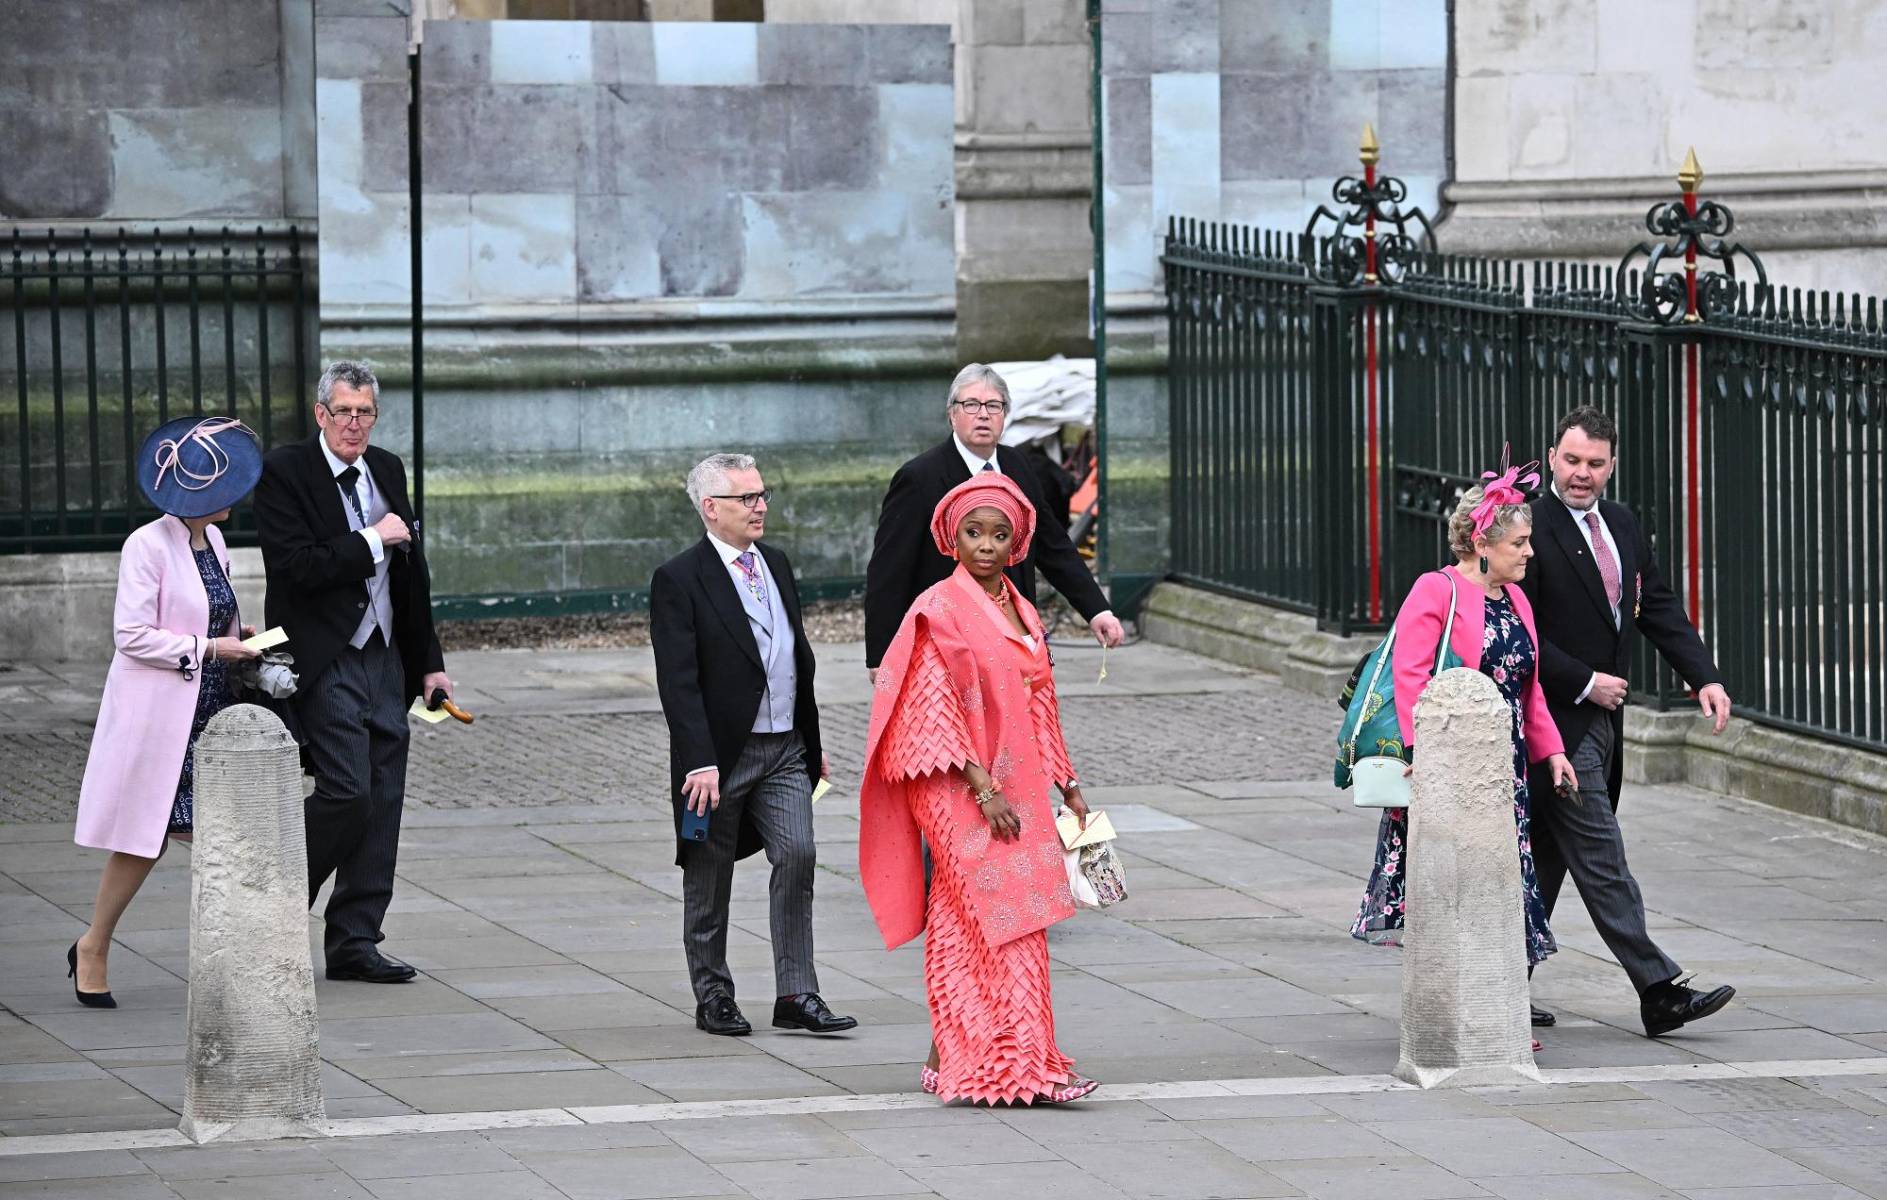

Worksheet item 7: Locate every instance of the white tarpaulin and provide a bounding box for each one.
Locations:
[992,355,1095,453]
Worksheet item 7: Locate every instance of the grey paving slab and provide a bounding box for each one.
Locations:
[169,1173,377,1200]
[132,1142,336,1182]
[907,1159,1136,1200]
[1468,1174,1683,1199]
[1370,1117,1624,1177]
[1263,1155,1493,1200]
[1567,1127,1831,1189]
[505,1146,739,1200]
[610,1054,841,1101]
[844,1119,1058,1167]
[659,1114,869,1163]
[1063,1136,1303,1199]
[0,1149,149,1184]
[0,1178,182,1200]
[715,1156,931,1200]
[371,1067,664,1112]
[356,1173,567,1200]
[1193,1113,1394,1161]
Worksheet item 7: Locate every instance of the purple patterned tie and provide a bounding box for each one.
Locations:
[735,550,769,609]
[1585,512,1622,610]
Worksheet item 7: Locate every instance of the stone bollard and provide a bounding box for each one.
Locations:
[180,703,327,1143]
[1392,668,1543,1089]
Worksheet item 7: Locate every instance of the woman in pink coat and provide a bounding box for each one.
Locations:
[70,417,264,1007]
[1351,457,1578,973]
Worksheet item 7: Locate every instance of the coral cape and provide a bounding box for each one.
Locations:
[857,567,1076,951]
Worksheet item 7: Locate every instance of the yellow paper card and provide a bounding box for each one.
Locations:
[811,779,832,803]
[242,626,289,651]
[1055,808,1116,850]
[407,698,450,725]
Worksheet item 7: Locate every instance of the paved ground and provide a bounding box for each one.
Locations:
[4,639,1887,1198]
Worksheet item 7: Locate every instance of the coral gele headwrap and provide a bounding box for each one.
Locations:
[1470,443,1542,538]
[930,472,1036,565]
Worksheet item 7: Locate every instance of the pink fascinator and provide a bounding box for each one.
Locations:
[1470,444,1541,538]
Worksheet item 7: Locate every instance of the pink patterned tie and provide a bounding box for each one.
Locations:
[1585,512,1621,610]
[735,550,769,609]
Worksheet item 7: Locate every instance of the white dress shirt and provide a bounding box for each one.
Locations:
[954,434,1000,477]
[319,438,385,564]
[1553,484,1621,703]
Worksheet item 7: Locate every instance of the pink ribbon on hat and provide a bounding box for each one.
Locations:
[1470,443,1541,538]
[151,417,256,494]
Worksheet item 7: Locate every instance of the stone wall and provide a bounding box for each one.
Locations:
[1101,0,1448,302]
[1445,0,1887,293]
[313,13,959,600]
[0,0,315,223]
[317,17,954,310]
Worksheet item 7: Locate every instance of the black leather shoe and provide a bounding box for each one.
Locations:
[1641,978,1735,1037]
[1530,1005,1556,1028]
[325,950,418,983]
[696,994,751,1036]
[773,993,858,1033]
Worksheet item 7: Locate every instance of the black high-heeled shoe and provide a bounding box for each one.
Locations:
[67,943,116,1009]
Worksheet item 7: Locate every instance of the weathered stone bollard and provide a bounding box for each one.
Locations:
[180,703,327,1143]
[1393,668,1543,1089]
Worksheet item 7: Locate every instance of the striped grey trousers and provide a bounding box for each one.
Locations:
[681,730,820,1004]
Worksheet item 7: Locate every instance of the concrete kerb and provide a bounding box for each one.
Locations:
[1142,581,1887,838]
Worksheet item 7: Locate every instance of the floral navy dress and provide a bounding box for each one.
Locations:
[1350,590,1556,966]
[169,545,238,834]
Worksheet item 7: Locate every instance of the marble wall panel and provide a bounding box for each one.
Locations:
[106,109,286,221]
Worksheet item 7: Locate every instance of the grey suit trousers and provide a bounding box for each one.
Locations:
[297,631,411,964]
[1532,716,1681,993]
[681,730,820,1004]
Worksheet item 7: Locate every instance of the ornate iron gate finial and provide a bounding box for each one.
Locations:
[1617,146,1767,324]
[1303,124,1436,287]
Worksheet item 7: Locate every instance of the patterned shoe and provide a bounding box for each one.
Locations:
[920,1065,940,1095]
[1039,1075,1100,1104]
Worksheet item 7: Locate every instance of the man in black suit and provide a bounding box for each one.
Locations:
[863,363,1125,675]
[1520,406,1735,1037]
[253,360,450,984]
[651,453,856,1038]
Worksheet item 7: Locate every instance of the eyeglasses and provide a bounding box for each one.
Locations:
[709,490,772,510]
[952,399,1008,416]
[321,404,379,428]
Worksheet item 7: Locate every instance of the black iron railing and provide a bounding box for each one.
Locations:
[1,227,314,553]
[1165,141,1887,754]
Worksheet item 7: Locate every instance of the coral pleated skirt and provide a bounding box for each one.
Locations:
[911,776,1075,1104]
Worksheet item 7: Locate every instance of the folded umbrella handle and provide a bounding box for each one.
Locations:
[427,687,474,725]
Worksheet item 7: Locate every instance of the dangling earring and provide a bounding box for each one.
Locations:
[1478,555,1490,575]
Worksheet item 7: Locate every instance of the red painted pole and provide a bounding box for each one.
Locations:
[1679,149,1703,628]
[1362,125,1382,623]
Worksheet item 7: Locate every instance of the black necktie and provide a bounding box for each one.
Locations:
[336,466,366,526]
[980,461,994,473]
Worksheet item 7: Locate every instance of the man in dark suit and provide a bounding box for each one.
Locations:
[1520,406,1736,1037]
[252,360,450,984]
[651,452,856,1038]
[863,363,1125,675]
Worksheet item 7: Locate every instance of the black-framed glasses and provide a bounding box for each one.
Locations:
[952,399,1008,416]
[710,489,772,510]
[320,403,379,428]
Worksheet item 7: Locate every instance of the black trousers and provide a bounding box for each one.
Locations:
[297,631,411,964]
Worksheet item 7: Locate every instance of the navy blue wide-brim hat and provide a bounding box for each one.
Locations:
[136,416,264,519]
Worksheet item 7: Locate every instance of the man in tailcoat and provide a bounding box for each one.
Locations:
[863,363,1125,677]
[1520,406,1736,1037]
[651,453,856,1037]
[253,360,450,983]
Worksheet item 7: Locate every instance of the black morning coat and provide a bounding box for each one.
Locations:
[1518,493,1724,807]
[862,438,1111,670]
[252,436,445,730]
[650,536,823,867]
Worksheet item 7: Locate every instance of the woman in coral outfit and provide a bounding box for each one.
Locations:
[858,473,1100,1105]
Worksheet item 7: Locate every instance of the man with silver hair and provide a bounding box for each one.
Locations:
[253,360,450,984]
[864,363,1124,676]
[650,453,854,1037]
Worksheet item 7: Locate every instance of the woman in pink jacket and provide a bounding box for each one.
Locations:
[69,417,264,1007]
[1352,457,1577,971]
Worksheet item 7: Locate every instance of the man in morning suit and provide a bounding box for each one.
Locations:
[863,363,1125,676]
[651,453,856,1037]
[1520,406,1736,1037]
[252,360,451,983]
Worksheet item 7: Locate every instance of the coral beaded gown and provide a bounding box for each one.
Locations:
[859,566,1081,1104]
